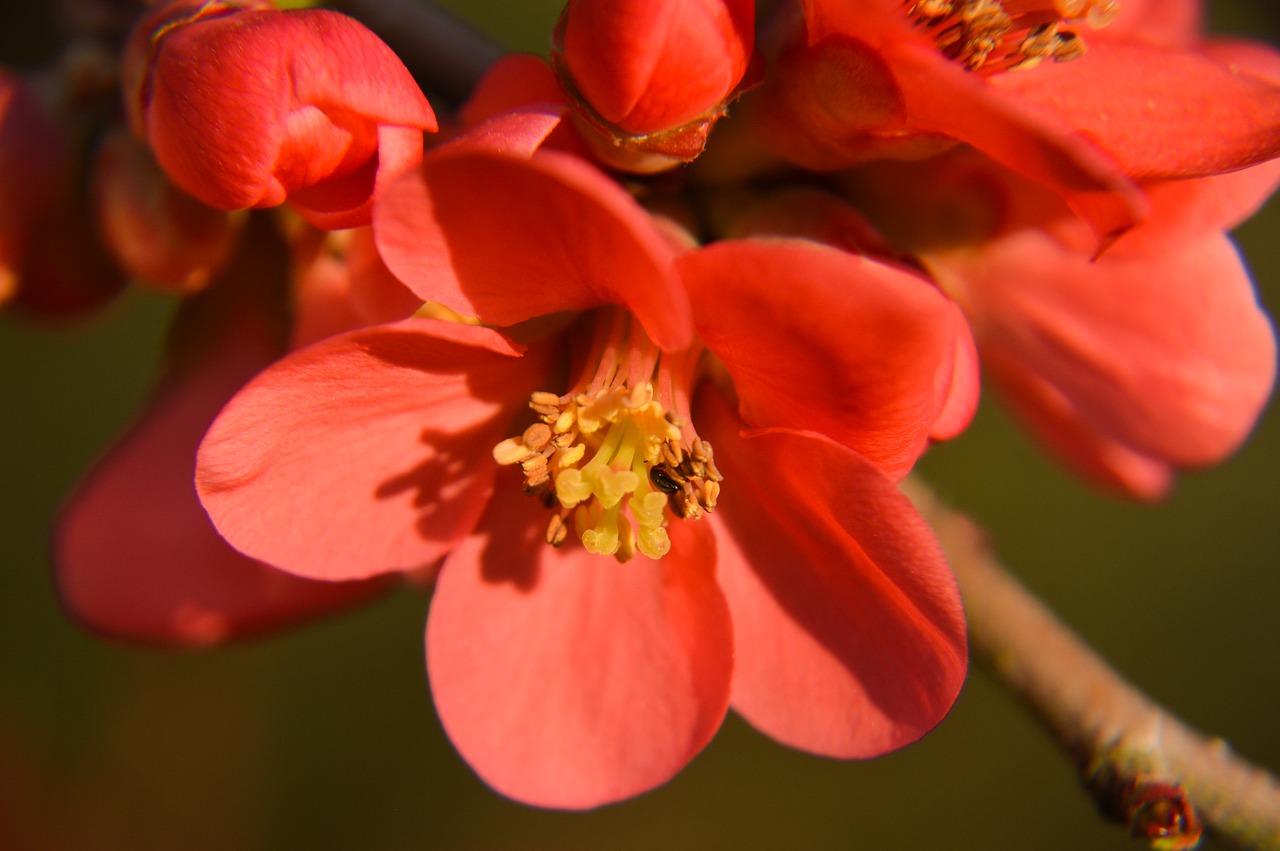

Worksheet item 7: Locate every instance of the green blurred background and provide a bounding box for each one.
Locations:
[2,1,1277,848]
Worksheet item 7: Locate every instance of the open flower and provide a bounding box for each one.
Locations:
[122,0,437,229]
[750,0,1280,242]
[195,141,970,807]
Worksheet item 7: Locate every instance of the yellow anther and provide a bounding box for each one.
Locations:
[495,379,721,562]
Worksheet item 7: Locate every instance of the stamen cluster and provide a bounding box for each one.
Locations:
[907,0,1117,72]
[493,381,721,563]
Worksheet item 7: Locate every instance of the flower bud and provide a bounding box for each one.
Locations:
[92,129,244,293]
[123,0,437,229]
[551,0,757,171]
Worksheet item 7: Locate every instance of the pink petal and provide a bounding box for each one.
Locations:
[885,40,1148,243]
[679,238,958,478]
[374,148,692,350]
[954,228,1277,471]
[697,387,967,757]
[1107,0,1201,44]
[55,223,383,646]
[990,39,1280,181]
[197,319,555,581]
[983,348,1174,500]
[427,482,732,808]
[930,300,981,442]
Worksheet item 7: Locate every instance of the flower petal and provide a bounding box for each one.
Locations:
[990,39,1280,181]
[374,148,692,350]
[982,348,1175,499]
[427,481,732,808]
[884,40,1148,243]
[197,319,554,581]
[55,221,382,645]
[952,228,1277,474]
[697,387,967,757]
[680,238,958,478]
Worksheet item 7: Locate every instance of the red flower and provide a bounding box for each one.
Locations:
[751,0,1280,243]
[551,0,758,169]
[122,0,437,229]
[838,146,1279,498]
[194,139,970,807]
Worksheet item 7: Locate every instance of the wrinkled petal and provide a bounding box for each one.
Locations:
[990,39,1280,181]
[375,148,692,349]
[680,238,958,478]
[951,228,1277,473]
[427,482,731,809]
[55,220,382,645]
[697,387,966,757]
[197,319,554,581]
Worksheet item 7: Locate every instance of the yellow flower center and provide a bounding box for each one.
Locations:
[906,0,1118,73]
[492,312,721,562]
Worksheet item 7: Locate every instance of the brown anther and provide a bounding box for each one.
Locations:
[660,441,683,467]
[522,422,553,452]
[520,454,548,476]
[701,480,721,511]
[545,513,569,547]
[703,457,724,483]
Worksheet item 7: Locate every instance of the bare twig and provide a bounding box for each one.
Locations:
[909,480,1280,850]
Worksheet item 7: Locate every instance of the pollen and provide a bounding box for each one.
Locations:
[493,381,722,562]
[906,0,1117,73]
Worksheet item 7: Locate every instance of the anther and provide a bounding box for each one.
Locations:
[545,512,569,547]
[522,422,552,451]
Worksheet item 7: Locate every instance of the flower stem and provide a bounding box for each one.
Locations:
[908,479,1280,850]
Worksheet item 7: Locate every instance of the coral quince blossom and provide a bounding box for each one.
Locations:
[195,140,971,807]
[753,0,1280,241]
[122,0,437,230]
[837,147,1279,498]
[551,0,758,169]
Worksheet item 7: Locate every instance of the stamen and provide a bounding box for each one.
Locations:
[491,312,720,563]
[906,0,1117,74]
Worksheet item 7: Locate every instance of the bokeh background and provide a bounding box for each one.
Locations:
[2,1,1277,848]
